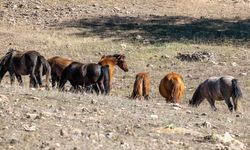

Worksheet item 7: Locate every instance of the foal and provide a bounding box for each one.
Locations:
[131,72,150,100]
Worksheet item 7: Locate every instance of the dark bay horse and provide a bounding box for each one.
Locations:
[47,56,73,88]
[131,72,150,100]
[189,76,243,112]
[0,49,51,88]
[98,54,128,89]
[159,72,185,103]
[59,62,110,95]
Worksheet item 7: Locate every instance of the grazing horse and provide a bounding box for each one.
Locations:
[189,76,242,112]
[98,54,128,89]
[0,49,51,88]
[159,72,185,103]
[47,56,73,87]
[131,72,150,100]
[59,62,110,95]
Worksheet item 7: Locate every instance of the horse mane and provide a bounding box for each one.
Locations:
[101,54,125,59]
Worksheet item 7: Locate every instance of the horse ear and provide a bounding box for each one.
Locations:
[118,54,125,60]
[101,55,106,59]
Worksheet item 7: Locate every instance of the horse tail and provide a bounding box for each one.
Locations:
[38,56,51,89]
[59,65,69,91]
[131,75,143,99]
[232,79,243,99]
[171,78,184,103]
[232,79,242,110]
[101,65,110,94]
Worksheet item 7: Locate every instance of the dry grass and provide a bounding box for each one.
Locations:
[0,0,250,149]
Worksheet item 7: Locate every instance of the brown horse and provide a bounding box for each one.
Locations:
[159,72,185,103]
[0,49,51,88]
[98,54,128,89]
[131,72,150,100]
[47,56,73,87]
[59,62,110,94]
[189,76,243,112]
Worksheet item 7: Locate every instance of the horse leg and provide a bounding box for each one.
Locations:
[224,97,233,112]
[29,67,38,88]
[98,81,105,95]
[9,72,15,85]
[38,65,43,88]
[232,96,238,111]
[92,84,100,95]
[207,98,217,111]
[59,77,67,91]
[15,74,23,86]
[51,74,56,88]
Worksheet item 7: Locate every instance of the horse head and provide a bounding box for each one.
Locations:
[115,54,128,72]
[189,85,204,107]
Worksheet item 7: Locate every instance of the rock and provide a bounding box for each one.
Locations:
[239,72,247,76]
[146,64,154,68]
[150,115,158,119]
[204,132,246,150]
[172,106,181,110]
[10,138,18,145]
[231,62,238,67]
[23,124,36,132]
[218,62,226,66]
[60,129,68,137]
[120,43,127,49]
[201,113,207,116]
[186,110,192,114]
[161,55,170,59]
[25,113,39,119]
[201,121,212,128]
[81,107,90,113]
[186,74,193,78]
[91,99,97,104]
[136,35,143,40]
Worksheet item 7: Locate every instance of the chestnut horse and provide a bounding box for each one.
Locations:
[0,49,51,88]
[131,72,150,100]
[98,54,128,89]
[189,76,242,112]
[47,56,73,87]
[159,72,185,103]
[59,62,110,94]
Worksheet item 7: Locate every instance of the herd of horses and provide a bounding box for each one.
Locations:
[0,49,243,112]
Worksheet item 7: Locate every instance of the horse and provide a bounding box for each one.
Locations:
[0,49,51,88]
[98,54,128,89]
[189,76,243,112]
[47,56,73,88]
[159,72,185,103]
[131,72,150,100]
[59,62,110,95]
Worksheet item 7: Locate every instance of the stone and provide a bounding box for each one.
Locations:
[150,115,158,119]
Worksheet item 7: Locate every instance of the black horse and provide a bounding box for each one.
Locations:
[0,49,51,88]
[59,62,110,95]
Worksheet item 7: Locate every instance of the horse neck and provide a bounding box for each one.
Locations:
[100,57,117,73]
[100,57,117,66]
[193,85,203,101]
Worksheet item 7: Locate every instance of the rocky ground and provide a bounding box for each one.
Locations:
[0,0,250,149]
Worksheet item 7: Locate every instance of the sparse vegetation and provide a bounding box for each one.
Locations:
[0,0,250,149]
